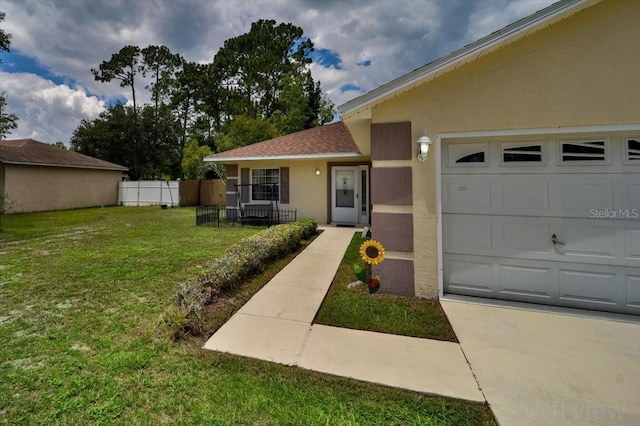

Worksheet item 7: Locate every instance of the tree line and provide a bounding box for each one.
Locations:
[0,12,19,139]
[70,20,334,180]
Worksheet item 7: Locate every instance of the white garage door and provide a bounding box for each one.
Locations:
[442,134,640,315]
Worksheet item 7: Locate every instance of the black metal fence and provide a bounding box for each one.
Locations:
[196,205,297,227]
[196,205,224,226]
[275,209,297,224]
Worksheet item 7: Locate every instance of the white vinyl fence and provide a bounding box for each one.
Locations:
[118,181,179,206]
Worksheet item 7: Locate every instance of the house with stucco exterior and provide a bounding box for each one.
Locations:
[205,121,367,224]
[0,139,127,213]
[205,0,640,315]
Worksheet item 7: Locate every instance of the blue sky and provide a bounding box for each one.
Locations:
[310,47,343,70]
[0,49,127,106]
[0,0,556,144]
[1,50,69,86]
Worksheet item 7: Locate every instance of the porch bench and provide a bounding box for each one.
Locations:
[240,204,275,226]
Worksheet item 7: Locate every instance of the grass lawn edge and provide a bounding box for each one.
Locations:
[314,231,459,342]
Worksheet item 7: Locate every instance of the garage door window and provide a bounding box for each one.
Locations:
[501,142,543,164]
[625,138,640,163]
[560,140,607,163]
[448,143,487,166]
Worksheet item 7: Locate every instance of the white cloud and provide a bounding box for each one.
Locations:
[0,0,558,140]
[0,72,105,144]
[465,0,556,41]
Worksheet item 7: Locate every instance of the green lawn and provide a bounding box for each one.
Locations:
[0,207,494,425]
[315,232,458,341]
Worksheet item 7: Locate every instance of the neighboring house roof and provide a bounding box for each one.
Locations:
[338,0,600,118]
[0,139,128,171]
[204,121,362,162]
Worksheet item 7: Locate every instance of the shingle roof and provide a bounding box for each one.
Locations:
[205,122,362,162]
[0,139,128,171]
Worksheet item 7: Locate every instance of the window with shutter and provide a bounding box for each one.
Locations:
[251,168,279,201]
[242,167,290,203]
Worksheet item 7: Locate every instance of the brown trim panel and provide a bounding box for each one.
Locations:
[225,164,239,212]
[371,167,412,205]
[226,193,237,207]
[373,258,414,297]
[371,122,412,161]
[372,212,413,252]
[226,164,238,178]
[225,177,238,193]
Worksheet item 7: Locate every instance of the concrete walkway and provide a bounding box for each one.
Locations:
[204,226,640,424]
[204,226,485,402]
[441,299,640,426]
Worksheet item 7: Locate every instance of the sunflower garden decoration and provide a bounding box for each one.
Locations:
[348,239,385,293]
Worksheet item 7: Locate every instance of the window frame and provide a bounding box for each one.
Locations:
[558,138,610,165]
[499,141,545,166]
[250,168,280,203]
[623,137,640,165]
[446,142,489,168]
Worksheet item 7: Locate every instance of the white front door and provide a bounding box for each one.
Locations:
[331,166,359,224]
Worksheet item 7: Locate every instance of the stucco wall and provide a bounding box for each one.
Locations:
[4,165,123,213]
[0,165,5,208]
[346,119,372,157]
[374,1,639,132]
[347,0,640,297]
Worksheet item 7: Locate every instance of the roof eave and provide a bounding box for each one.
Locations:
[0,160,128,171]
[204,152,363,162]
[338,0,598,118]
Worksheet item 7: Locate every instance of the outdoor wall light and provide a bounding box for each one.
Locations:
[416,131,433,162]
[315,168,321,175]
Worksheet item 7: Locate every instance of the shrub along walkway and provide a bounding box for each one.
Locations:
[204,226,484,403]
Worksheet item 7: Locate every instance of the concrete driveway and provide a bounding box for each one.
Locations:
[441,299,640,426]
